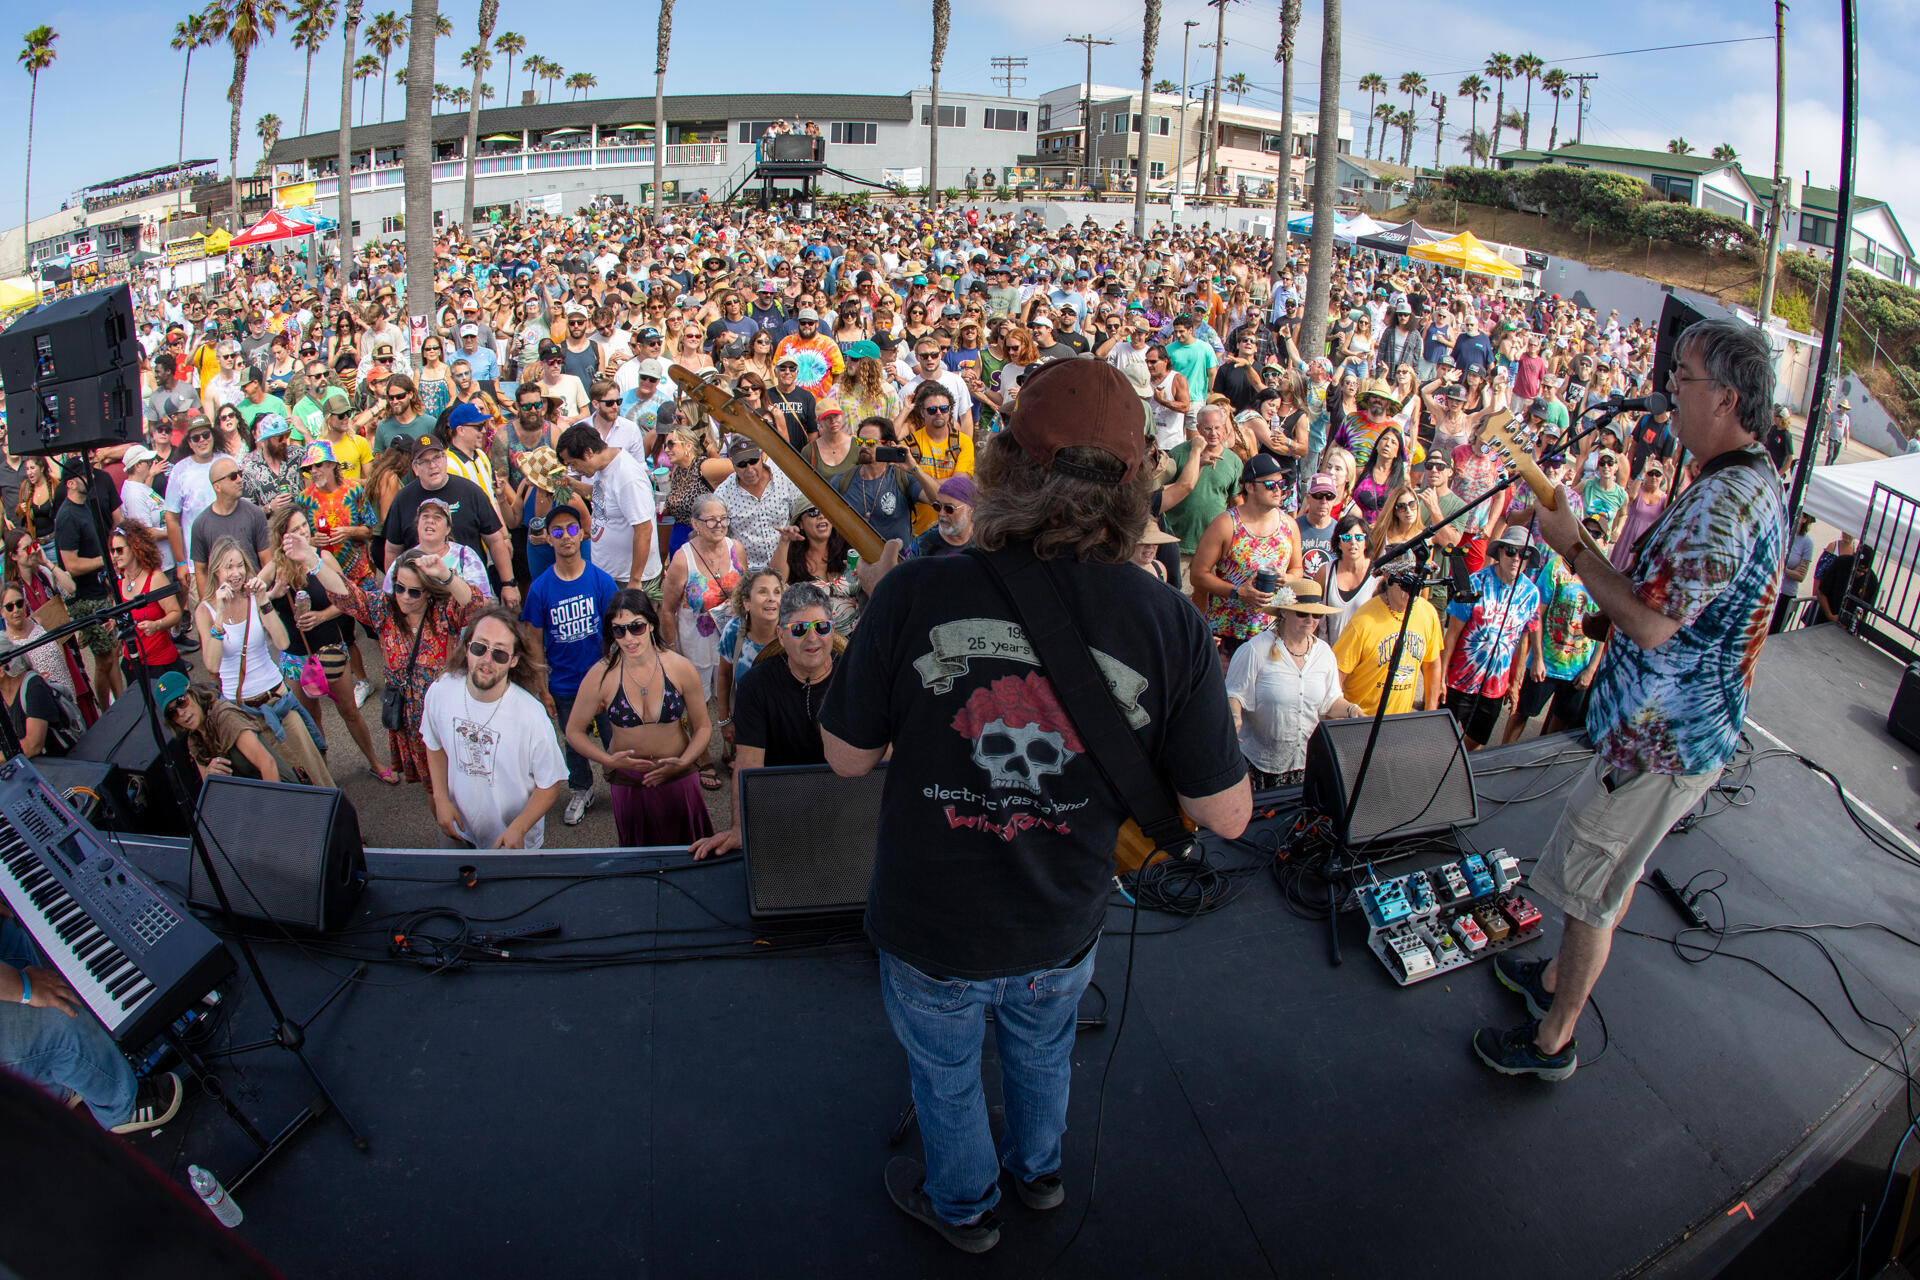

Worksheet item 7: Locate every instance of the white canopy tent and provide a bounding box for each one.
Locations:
[1802,453,1920,575]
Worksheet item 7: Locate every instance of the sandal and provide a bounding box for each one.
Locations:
[373,765,403,785]
[698,763,725,791]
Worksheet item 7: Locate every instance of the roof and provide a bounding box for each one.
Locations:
[1741,173,1886,218]
[1339,154,1413,180]
[84,159,218,191]
[1495,143,1732,176]
[267,93,918,164]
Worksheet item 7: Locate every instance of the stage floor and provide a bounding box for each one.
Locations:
[125,625,1920,1279]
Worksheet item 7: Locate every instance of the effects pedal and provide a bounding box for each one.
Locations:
[1472,905,1512,943]
[1405,871,1435,914]
[1429,927,1462,964]
[1360,881,1412,929]
[1384,929,1436,980]
[1501,895,1543,934]
[1460,855,1496,898]
[1489,850,1520,893]
[1439,864,1470,901]
[1451,915,1488,952]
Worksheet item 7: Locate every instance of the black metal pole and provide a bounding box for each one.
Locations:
[1784,0,1858,524]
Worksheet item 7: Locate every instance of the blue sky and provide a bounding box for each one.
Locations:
[1,0,1912,243]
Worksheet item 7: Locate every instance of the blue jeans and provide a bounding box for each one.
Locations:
[259,686,328,757]
[878,942,1097,1225]
[552,691,610,792]
[0,919,137,1128]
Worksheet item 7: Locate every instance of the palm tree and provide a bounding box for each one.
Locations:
[431,11,450,37]
[651,3,672,216]
[493,28,521,102]
[1541,68,1569,151]
[1667,137,1693,155]
[1133,0,1160,234]
[1394,107,1415,167]
[544,58,563,101]
[172,14,213,221]
[1271,0,1299,255]
[18,26,57,244]
[1373,102,1395,163]
[353,52,378,121]
[1483,52,1512,160]
[1512,51,1543,149]
[446,84,467,106]
[1457,74,1487,166]
[461,0,495,231]
[255,111,282,173]
[928,0,949,207]
[338,0,362,288]
[403,0,434,330]
[1711,142,1738,162]
[433,81,453,109]
[365,10,404,120]
[565,70,595,100]
[206,0,287,230]
[1153,78,1175,94]
[1226,70,1249,103]
[1356,72,1387,160]
[1462,129,1490,165]
[1397,70,1426,143]
[1300,0,1341,367]
[290,0,336,136]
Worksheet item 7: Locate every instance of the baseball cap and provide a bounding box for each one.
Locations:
[815,397,843,418]
[1308,472,1338,497]
[1241,453,1285,484]
[121,445,159,468]
[154,670,192,716]
[445,401,490,432]
[636,357,670,380]
[788,494,822,524]
[774,353,798,369]
[843,340,880,361]
[458,323,480,338]
[796,308,820,323]
[725,436,763,462]
[318,386,352,414]
[1006,360,1145,484]
[537,339,562,360]
[253,413,292,440]
[408,433,447,461]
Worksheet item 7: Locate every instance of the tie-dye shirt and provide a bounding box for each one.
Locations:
[1532,552,1601,681]
[1585,445,1786,776]
[1446,567,1542,698]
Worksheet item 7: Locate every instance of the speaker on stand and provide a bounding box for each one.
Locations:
[739,763,886,919]
[1302,710,1479,851]
[188,776,367,933]
[0,284,140,457]
[68,686,197,837]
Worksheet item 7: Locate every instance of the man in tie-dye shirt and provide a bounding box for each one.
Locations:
[1474,317,1787,1084]
[1441,525,1542,750]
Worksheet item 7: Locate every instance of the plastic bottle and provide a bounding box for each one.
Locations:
[189,1165,244,1228]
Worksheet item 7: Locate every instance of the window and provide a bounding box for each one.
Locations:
[983,108,1028,132]
[829,122,876,145]
[1150,161,1166,179]
[1099,114,1108,133]
[1650,174,1693,203]
[380,214,404,235]
[737,120,777,143]
[920,104,965,127]
[1261,133,1287,154]
[1852,234,1874,265]
[1154,115,1171,136]
[1038,103,1051,129]
[1877,249,1901,278]
[1800,214,1836,248]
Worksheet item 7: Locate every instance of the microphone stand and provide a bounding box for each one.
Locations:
[1320,400,1638,965]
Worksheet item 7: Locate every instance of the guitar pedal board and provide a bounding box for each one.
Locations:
[1361,849,1547,987]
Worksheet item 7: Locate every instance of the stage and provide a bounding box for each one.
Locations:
[106,624,1920,1278]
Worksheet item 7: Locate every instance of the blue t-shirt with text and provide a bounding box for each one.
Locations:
[522,563,620,698]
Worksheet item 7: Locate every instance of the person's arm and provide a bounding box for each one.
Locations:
[1542,493,1682,650]
[1159,437,1207,511]
[627,522,652,591]
[1178,775,1252,840]
[498,780,565,848]
[1440,615,1465,691]
[140,590,184,636]
[59,535,104,580]
[484,527,518,606]
[562,675,647,772]
[1190,516,1256,604]
[658,555,687,650]
[164,510,187,570]
[426,746,465,841]
[689,743,761,859]
[231,729,281,782]
[821,728,885,778]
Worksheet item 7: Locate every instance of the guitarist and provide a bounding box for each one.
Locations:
[818,360,1250,1254]
[1473,317,1788,1083]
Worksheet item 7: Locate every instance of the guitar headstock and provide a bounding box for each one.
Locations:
[1478,410,1538,470]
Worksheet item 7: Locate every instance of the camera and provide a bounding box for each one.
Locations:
[874,445,909,464]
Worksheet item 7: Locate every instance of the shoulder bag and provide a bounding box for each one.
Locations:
[381,605,432,733]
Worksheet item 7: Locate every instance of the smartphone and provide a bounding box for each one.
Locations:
[874,445,909,464]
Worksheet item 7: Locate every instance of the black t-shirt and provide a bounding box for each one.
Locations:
[382,476,504,562]
[1631,414,1676,471]
[272,569,352,651]
[7,675,76,756]
[819,551,1245,980]
[731,654,830,766]
[767,386,817,446]
[1214,361,1261,413]
[1056,330,1091,355]
[1763,423,1793,471]
[54,499,110,599]
[1818,553,1879,621]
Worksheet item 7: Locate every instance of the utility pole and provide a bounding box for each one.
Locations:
[1567,73,1598,145]
[1757,1,1788,326]
[989,54,1028,98]
[1174,19,1199,195]
[1431,92,1447,171]
[1065,34,1114,188]
[1205,0,1230,200]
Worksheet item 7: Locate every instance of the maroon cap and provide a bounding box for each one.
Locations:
[1006,360,1146,484]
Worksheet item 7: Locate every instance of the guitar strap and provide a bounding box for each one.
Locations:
[1629,444,1777,567]
[968,543,1194,859]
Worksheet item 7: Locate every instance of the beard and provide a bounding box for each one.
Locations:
[470,665,509,693]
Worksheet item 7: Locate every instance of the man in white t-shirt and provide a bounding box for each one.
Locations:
[422,608,567,849]
[117,447,174,570]
[161,420,222,579]
[556,422,661,591]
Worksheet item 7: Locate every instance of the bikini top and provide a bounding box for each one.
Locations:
[605,664,686,728]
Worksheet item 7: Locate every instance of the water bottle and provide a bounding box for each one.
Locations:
[189,1165,244,1228]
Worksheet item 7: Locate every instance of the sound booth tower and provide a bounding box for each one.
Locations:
[0,285,140,456]
[1303,711,1479,849]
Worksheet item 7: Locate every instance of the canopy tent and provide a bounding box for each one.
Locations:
[544,127,587,136]
[202,229,233,254]
[1355,218,1448,255]
[230,210,315,247]
[1409,230,1522,279]
[614,123,656,132]
[1802,453,1920,558]
[1287,210,1348,242]
[482,133,523,143]
[0,279,38,314]
[1334,213,1389,244]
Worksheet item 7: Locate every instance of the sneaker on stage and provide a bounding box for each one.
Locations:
[111,1071,184,1135]
[1473,1021,1577,1081]
[885,1156,1001,1253]
[1008,1169,1065,1210]
[1493,952,1555,1019]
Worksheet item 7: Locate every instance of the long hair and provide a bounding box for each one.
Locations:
[902,379,955,436]
[838,355,885,403]
[1003,325,1039,365]
[383,373,423,417]
[2,528,36,587]
[389,548,457,619]
[268,503,311,591]
[971,432,1149,565]
[205,536,258,583]
[1332,513,1371,566]
[111,521,164,576]
[170,680,268,760]
[1366,484,1424,561]
[445,605,548,697]
[364,443,415,518]
[784,517,850,581]
[1357,427,1408,492]
[598,588,662,666]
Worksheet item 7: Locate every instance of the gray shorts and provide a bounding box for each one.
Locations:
[1527,756,1723,931]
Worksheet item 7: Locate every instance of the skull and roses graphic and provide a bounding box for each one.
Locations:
[951,672,1084,795]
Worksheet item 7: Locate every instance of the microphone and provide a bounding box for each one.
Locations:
[1605,391,1670,415]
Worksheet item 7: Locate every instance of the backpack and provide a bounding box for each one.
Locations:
[20,673,82,756]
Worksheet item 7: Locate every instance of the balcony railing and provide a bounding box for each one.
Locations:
[294,143,733,190]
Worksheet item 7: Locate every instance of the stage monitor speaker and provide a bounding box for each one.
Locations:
[28,756,125,829]
[188,776,366,933]
[5,364,142,457]
[1888,663,1920,754]
[68,689,196,837]
[766,135,823,164]
[0,285,136,390]
[740,762,884,918]
[1649,294,1709,408]
[1303,710,1479,848]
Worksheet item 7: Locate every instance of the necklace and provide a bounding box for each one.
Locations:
[463,679,508,734]
[793,658,830,723]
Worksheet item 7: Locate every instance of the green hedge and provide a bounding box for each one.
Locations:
[1431,165,1763,253]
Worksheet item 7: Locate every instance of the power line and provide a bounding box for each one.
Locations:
[989,55,1029,98]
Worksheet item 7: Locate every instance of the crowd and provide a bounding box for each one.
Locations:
[0,194,1847,848]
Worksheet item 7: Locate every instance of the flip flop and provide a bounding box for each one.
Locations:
[698,764,725,791]
[373,766,403,785]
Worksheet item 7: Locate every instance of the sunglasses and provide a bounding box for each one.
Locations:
[609,620,650,638]
[188,430,214,442]
[734,457,762,469]
[395,584,428,599]
[936,502,967,515]
[518,401,545,412]
[547,521,581,538]
[467,641,514,664]
[1493,546,1525,559]
[386,391,410,400]
[596,398,621,407]
[213,472,241,484]
[785,619,833,638]
[1337,533,1367,543]
[1394,500,1417,510]
[1,600,24,613]
[922,405,951,416]
[1258,479,1286,492]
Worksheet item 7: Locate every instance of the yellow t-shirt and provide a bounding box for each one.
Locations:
[1332,594,1444,716]
[907,427,974,535]
[325,430,374,483]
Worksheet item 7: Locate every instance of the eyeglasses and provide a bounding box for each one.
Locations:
[395,584,428,599]
[1665,369,1712,391]
[187,430,214,443]
[694,515,727,527]
[734,457,762,469]
[1337,533,1367,543]
[467,641,514,664]
[609,620,650,638]
[785,619,833,638]
[922,405,952,416]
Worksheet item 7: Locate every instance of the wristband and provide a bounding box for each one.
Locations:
[18,970,30,1005]
[715,717,732,728]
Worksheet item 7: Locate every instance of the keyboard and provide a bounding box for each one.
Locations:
[0,756,233,1049]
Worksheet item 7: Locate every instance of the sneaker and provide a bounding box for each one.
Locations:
[111,1071,184,1135]
[885,1156,1001,1254]
[353,679,373,709]
[1493,952,1554,1020]
[173,629,200,652]
[563,789,592,826]
[1472,1021,1577,1081]
[1009,1170,1065,1211]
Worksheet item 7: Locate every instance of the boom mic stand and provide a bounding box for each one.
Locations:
[1319,400,1641,965]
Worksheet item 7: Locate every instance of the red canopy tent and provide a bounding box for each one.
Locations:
[230,209,316,246]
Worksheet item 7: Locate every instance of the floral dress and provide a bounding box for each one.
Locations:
[334,577,479,790]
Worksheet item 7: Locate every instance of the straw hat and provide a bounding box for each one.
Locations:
[1260,576,1341,616]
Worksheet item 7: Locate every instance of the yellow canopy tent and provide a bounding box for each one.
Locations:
[203,228,233,255]
[1409,230,1522,280]
[0,278,38,314]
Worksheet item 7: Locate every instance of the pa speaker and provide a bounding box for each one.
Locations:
[1649,294,1709,408]
[1889,663,1920,754]
[68,688,196,837]
[739,762,884,918]
[189,777,366,933]
[5,365,141,457]
[0,285,136,388]
[766,135,822,164]
[1303,710,1478,848]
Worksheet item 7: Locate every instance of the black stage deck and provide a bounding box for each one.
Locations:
[121,625,1920,1279]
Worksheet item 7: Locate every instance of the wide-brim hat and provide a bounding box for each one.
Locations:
[1260,576,1341,616]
